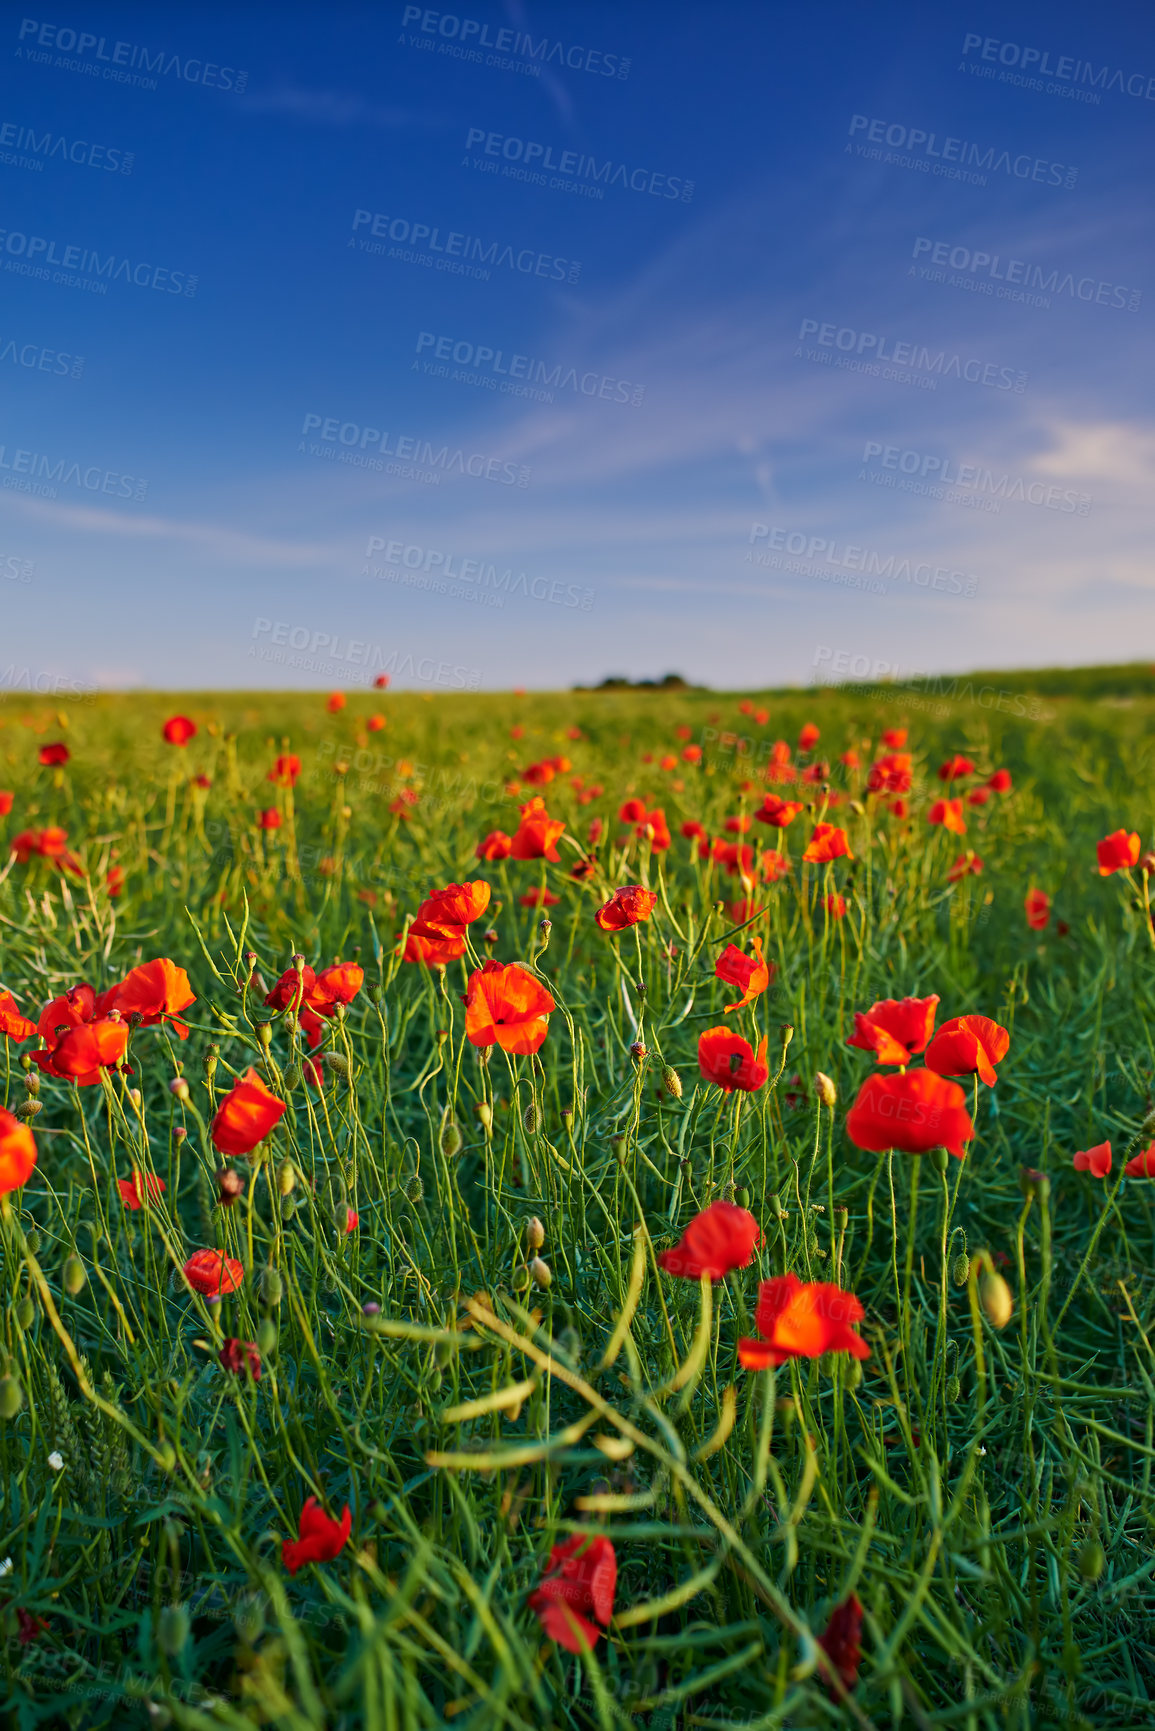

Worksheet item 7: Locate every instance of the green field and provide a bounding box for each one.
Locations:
[0,673,1153,1730]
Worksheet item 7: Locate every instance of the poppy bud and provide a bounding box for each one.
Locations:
[477,1102,493,1134]
[0,1376,24,1418]
[483,928,499,945]
[1140,853,1155,876]
[157,1604,190,1656]
[173,1125,187,1144]
[24,1071,39,1097]
[1078,1540,1105,1581]
[15,1297,35,1330]
[325,1052,352,1080]
[537,918,552,949]
[215,1168,246,1206]
[779,1023,795,1047]
[736,1186,751,1208]
[157,1441,177,1472]
[522,1101,539,1134]
[404,1174,424,1203]
[439,1113,463,1158]
[952,1252,970,1286]
[24,1229,40,1254]
[278,1160,297,1196]
[845,1359,863,1388]
[813,1072,837,1108]
[234,1594,265,1646]
[15,1099,40,1120]
[292,953,306,972]
[928,1146,950,1174]
[63,1256,86,1295]
[167,1075,190,1104]
[526,1216,545,1251]
[256,1318,277,1355]
[979,1267,1013,1330]
[257,1022,273,1049]
[612,1134,628,1162]
[282,1063,302,1091]
[945,1374,960,1403]
[661,1065,682,1099]
[530,1256,552,1290]
[258,1266,283,1306]
[203,1046,219,1079]
[630,1041,648,1066]
[1019,1166,1049,1202]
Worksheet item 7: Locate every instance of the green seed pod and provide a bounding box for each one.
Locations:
[325,1051,352,1080]
[522,1101,539,1135]
[477,1102,493,1135]
[23,1228,40,1255]
[256,1319,278,1356]
[611,1134,627,1163]
[15,1099,40,1121]
[0,1376,25,1418]
[234,1594,265,1646]
[157,1604,190,1656]
[1077,1540,1105,1582]
[63,1256,86,1296]
[282,1063,302,1091]
[945,1374,961,1403]
[439,1113,463,1158]
[661,1065,683,1100]
[256,1022,273,1050]
[530,1256,552,1290]
[526,1216,545,1251]
[979,1268,1014,1331]
[952,1252,970,1287]
[278,1160,297,1197]
[203,1046,219,1080]
[845,1359,863,1389]
[15,1297,35,1331]
[928,1146,950,1175]
[404,1173,424,1204]
[258,1266,284,1306]
[280,1195,296,1221]
[736,1187,751,1210]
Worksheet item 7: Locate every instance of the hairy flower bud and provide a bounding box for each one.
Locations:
[63,1256,86,1295]
[157,1605,190,1657]
[1078,1540,1105,1581]
[0,1376,24,1418]
[945,1374,961,1403]
[530,1256,552,1290]
[258,1266,283,1306]
[979,1267,1014,1330]
[522,1101,539,1135]
[952,1252,970,1287]
[215,1168,246,1207]
[15,1297,35,1331]
[661,1065,682,1100]
[169,1076,190,1102]
[325,1051,352,1080]
[23,1071,39,1097]
[277,1160,297,1197]
[630,1041,648,1066]
[15,1099,40,1120]
[256,1022,273,1049]
[526,1216,545,1251]
[813,1072,837,1108]
[439,1113,463,1158]
[404,1173,424,1204]
[203,1046,219,1080]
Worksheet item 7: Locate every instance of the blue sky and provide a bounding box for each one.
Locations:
[1,0,1152,691]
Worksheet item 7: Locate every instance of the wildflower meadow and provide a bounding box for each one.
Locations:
[0,673,1153,1730]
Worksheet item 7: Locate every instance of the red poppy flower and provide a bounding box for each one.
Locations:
[799,723,820,750]
[801,761,830,785]
[282,1496,352,1575]
[9,827,83,874]
[258,809,282,831]
[0,992,37,1042]
[987,768,1012,792]
[1073,1142,1111,1178]
[117,1170,166,1210]
[681,819,706,842]
[520,887,560,907]
[938,755,975,781]
[928,799,966,835]
[925,1014,1010,1087]
[193,773,211,790]
[0,1110,36,1195]
[401,926,467,965]
[724,814,751,834]
[311,961,364,1013]
[882,729,907,749]
[802,823,851,864]
[344,1207,359,1233]
[867,753,912,794]
[1097,829,1140,875]
[846,995,939,1065]
[367,714,386,732]
[640,807,671,850]
[265,964,316,1013]
[162,716,197,746]
[715,937,772,1011]
[657,1200,760,1280]
[698,1026,769,1093]
[15,1609,48,1645]
[464,961,555,1055]
[682,744,703,764]
[714,841,755,881]
[511,797,565,862]
[106,866,125,898]
[219,1337,262,1381]
[1025,889,1051,930]
[845,1069,974,1159]
[523,760,555,786]
[1124,1142,1155,1177]
[210,1068,287,1155]
[889,799,909,819]
[595,885,657,932]
[824,893,847,918]
[819,1593,864,1692]
[36,982,95,1042]
[390,790,419,819]
[755,795,803,829]
[326,693,346,713]
[33,1018,129,1084]
[760,850,791,883]
[738,1274,870,1369]
[967,788,990,807]
[529,1535,617,1653]
[618,798,647,824]
[96,958,196,1039]
[269,754,301,787]
[476,830,512,860]
[38,742,70,767]
[182,1249,244,1296]
[840,750,859,769]
[947,852,983,881]
[374,673,390,689]
[417,881,492,934]
[0,790,12,816]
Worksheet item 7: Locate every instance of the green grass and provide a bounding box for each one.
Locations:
[0,678,1153,1730]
